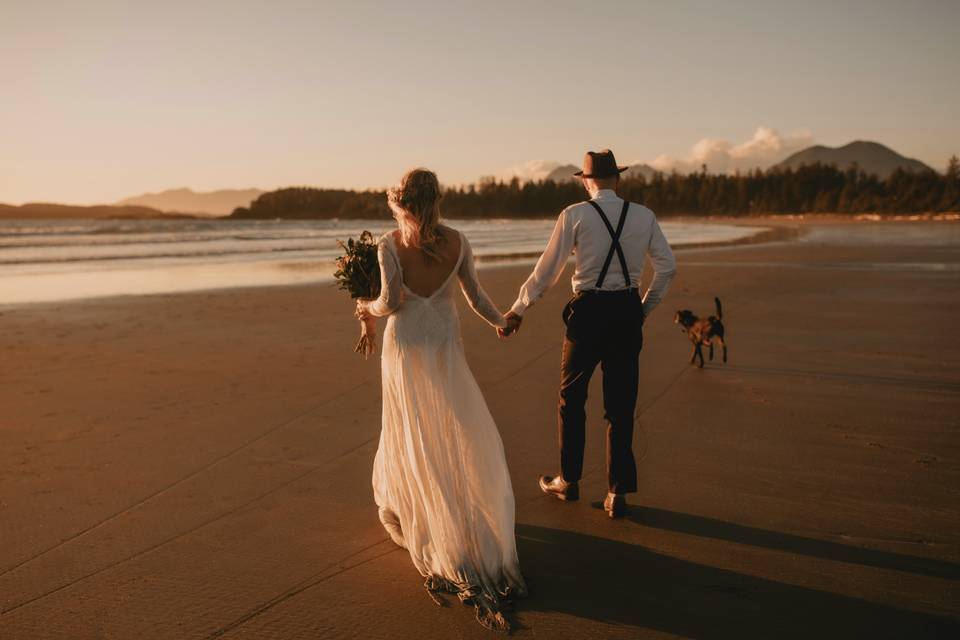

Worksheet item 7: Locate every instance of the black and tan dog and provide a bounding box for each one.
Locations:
[674,297,727,368]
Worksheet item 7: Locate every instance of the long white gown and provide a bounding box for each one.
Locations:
[362,230,526,632]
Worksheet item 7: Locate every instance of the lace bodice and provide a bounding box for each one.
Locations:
[361,230,506,329]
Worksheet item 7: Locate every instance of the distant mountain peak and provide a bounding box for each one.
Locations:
[544,163,657,183]
[773,141,932,178]
[544,164,580,182]
[115,187,264,216]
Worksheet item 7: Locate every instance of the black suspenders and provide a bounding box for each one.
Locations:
[587,200,631,288]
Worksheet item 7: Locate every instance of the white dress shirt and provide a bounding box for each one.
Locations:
[510,189,677,317]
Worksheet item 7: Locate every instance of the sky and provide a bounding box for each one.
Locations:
[1,0,958,204]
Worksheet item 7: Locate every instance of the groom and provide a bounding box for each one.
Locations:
[500,149,676,518]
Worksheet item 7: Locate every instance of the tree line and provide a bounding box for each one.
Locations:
[230,157,960,220]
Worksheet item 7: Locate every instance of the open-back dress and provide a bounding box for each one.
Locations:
[360,230,526,632]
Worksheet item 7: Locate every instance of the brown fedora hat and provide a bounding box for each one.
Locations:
[573,149,629,178]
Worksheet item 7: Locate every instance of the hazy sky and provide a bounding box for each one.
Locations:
[2,0,958,204]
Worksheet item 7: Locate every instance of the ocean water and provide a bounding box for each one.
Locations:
[0,218,765,305]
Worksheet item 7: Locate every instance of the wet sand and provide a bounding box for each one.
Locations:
[1,220,958,638]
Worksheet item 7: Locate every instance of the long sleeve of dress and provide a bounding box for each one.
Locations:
[360,237,403,318]
[458,235,507,329]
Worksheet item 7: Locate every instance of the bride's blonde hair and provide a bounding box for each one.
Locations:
[387,168,445,260]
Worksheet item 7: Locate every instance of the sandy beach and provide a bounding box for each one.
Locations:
[1,220,958,639]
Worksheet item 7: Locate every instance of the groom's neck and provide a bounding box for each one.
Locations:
[584,177,620,198]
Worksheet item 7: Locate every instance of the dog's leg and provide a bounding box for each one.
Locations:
[718,337,728,363]
[696,343,704,368]
[709,341,714,361]
[689,343,697,364]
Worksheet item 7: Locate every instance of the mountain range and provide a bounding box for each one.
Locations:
[772,141,932,179]
[0,141,942,219]
[0,202,177,219]
[541,142,933,182]
[114,188,264,216]
[545,163,658,182]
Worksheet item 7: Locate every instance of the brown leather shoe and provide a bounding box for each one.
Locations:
[538,475,579,501]
[603,493,627,519]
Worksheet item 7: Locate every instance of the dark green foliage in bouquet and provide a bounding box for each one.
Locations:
[334,230,381,299]
[334,230,381,357]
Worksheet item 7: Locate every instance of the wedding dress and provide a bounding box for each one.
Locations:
[362,230,526,632]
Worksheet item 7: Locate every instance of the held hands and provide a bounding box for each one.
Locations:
[497,312,523,339]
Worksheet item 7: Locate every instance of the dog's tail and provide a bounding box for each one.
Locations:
[714,297,723,319]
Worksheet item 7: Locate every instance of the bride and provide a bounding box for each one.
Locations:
[356,168,526,632]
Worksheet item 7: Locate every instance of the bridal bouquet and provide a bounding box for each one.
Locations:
[333,231,381,358]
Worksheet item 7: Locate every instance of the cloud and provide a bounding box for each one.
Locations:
[650,127,813,174]
[499,127,814,181]
[501,160,562,182]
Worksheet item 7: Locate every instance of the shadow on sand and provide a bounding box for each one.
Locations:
[516,519,958,639]
[621,505,960,581]
[713,363,960,393]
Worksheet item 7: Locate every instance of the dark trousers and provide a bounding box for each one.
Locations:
[558,290,644,494]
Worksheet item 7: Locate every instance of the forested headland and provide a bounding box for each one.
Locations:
[230,158,960,220]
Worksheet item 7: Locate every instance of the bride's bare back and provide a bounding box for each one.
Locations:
[392,226,462,298]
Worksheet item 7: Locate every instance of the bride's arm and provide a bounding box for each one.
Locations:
[458,234,507,328]
[358,237,403,318]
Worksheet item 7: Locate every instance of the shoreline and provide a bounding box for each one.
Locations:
[0,218,778,310]
[1,215,955,310]
[664,211,960,222]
